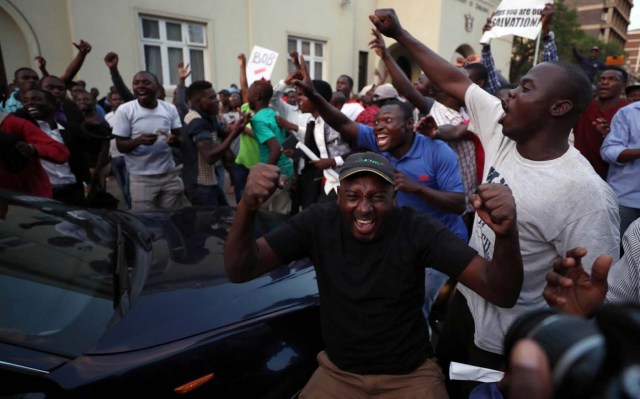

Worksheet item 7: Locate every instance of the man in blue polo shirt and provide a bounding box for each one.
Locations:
[295,73,467,323]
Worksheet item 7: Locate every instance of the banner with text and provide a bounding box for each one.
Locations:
[246,45,279,85]
[480,0,551,44]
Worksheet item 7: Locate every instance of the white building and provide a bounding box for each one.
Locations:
[1,0,512,96]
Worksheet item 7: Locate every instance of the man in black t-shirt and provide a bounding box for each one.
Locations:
[224,152,523,398]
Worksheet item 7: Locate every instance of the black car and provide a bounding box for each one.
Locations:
[0,191,323,398]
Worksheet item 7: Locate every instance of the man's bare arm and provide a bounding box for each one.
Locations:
[293,55,359,141]
[370,9,471,104]
[225,164,284,282]
[369,29,431,114]
[456,184,523,307]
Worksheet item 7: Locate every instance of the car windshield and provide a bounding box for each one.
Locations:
[0,198,117,357]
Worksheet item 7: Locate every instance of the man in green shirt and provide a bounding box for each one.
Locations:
[248,79,294,213]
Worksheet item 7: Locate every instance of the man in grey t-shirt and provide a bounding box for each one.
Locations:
[111,71,183,211]
[370,8,620,396]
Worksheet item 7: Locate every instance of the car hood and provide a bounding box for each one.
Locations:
[86,207,318,354]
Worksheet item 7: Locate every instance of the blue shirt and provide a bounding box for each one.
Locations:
[357,124,467,239]
[601,101,640,208]
[0,90,23,113]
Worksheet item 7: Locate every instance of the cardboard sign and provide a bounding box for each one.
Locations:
[246,45,279,84]
[480,0,550,44]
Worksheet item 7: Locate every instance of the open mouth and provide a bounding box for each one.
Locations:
[501,99,510,113]
[498,100,509,124]
[375,134,390,148]
[27,106,40,118]
[354,218,375,235]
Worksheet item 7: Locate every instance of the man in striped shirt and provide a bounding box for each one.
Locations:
[545,217,640,314]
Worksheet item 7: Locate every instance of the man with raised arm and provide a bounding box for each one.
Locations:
[368,9,620,395]
[225,152,523,398]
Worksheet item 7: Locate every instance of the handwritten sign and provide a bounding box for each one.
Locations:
[246,45,279,84]
[480,0,550,44]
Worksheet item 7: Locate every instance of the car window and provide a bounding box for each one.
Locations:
[0,204,117,357]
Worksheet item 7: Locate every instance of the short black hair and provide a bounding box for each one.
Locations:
[339,74,354,90]
[464,63,488,84]
[134,71,161,86]
[548,61,593,117]
[313,79,333,102]
[38,75,64,87]
[186,80,213,102]
[251,80,273,102]
[625,84,640,96]
[601,66,628,83]
[379,99,413,121]
[14,67,37,79]
[218,89,230,97]
[24,87,57,106]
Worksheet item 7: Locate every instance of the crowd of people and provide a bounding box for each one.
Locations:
[1,4,640,399]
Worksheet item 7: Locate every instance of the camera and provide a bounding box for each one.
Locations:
[504,304,640,398]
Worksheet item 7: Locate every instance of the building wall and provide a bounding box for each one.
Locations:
[0,0,73,87]
[439,0,512,82]
[1,0,514,96]
[565,0,633,47]
[624,29,640,77]
[372,0,512,83]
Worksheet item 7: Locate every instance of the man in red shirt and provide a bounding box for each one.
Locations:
[0,112,69,197]
[573,66,628,180]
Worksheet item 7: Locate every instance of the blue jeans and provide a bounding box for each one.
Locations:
[229,163,250,203]
[111,156,131,208]
[214,162,229,206]
[423,268,450,330]
[185,185,225,207]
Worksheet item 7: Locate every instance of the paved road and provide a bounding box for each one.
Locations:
[105,171,237,211]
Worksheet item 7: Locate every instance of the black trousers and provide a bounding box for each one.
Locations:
[298,166,322,209]
[52,183,85,206]
[436,290,505,399]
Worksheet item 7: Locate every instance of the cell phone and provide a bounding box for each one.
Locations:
[153,128,169,137]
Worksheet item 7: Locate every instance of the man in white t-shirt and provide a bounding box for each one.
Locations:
[370,8,620,395]
[111,71,183,211]
[336,75,364,120]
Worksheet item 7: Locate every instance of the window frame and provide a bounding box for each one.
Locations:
[139,15,208,88]
[287,36,327,80]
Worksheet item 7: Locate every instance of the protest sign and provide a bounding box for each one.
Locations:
[480,0,550,44]
[246,45,279,84]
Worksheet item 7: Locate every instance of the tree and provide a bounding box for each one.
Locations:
[509,0,626,82]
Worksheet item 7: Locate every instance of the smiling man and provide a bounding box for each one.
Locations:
[294,85,467,239]
[225,153,523,398]
[368,8,621,396]
[573,66,628,180]
[14,88,89,205]
[111,71,183,211]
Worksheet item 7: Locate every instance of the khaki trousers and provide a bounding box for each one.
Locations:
[299,351,448,399]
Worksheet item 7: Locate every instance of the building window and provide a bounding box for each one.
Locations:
[139,16,207,86]
[287,36,326,79]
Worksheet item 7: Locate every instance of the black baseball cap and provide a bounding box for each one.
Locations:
[339,152,395,185]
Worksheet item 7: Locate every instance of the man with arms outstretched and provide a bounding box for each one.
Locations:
[225,152,523,398]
